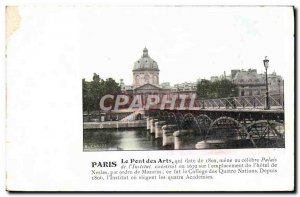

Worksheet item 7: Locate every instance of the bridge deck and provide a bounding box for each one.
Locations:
[156,107,284,113]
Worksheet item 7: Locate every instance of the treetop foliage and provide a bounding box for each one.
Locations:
[82,73,121,111]
[196,79,238,99]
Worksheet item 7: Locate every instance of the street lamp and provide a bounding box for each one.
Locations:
[200,80,205,109]
[263,56,270,110]
[231,88,236,109]
[278,79,281,106]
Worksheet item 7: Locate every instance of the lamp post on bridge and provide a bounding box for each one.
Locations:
[263,56,270,110]
[278,78,281,106]
[283,79,284,109]
[200,80,205,109]
[230,88,236,109]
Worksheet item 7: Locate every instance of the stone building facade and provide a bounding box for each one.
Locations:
[132,47,160,88]
[122,48,197,103]
[231,69,283,97]
[128,48,171,95]
[267,72,284,94]
[232,69,266,96]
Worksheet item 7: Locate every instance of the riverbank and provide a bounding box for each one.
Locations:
[83,120,146,129]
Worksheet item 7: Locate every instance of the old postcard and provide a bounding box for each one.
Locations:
[5,5,294,191]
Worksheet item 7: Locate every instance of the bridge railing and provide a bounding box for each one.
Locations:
[196,93,284,110]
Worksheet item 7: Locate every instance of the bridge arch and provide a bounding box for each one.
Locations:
[196,114,213,136]
[175,112,184,129]
[181,113,199,128]
[207,116,256,148]
[164,112,180,130]
[246,120,284,148]
[158,110,168,121]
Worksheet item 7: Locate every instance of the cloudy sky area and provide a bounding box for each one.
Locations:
[16,6,294,86]
[79,6,293,85]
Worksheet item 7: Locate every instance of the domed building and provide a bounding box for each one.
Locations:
[132,47,160,88]
[119,47,197,97]
[117,47,199,109]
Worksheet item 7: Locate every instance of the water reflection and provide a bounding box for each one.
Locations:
[83,128,278,151]
[83,128,172,151]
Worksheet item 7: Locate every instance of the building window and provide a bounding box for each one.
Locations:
[135,75,140,85]
[249,89,253,96]
[153,76,158,84]
[241,90,245,96]
[144,75,149,83]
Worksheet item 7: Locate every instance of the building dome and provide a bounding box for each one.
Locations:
[133,47,159,71]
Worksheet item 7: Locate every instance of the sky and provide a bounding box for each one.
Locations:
[15,6,294,86]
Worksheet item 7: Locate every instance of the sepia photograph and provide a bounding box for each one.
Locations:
[82,6,287,151]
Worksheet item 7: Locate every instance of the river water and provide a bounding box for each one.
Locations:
[83,128,283,151]
[83,128,197,151]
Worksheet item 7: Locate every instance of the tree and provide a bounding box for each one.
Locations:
[196,79,213,99]
[82,78,94,121]
[82,73,121,114]
[90,73,104,110]
[103,78,121,95]
[215,79,238,98]
[197,79,238,99]
[102,78,121,110]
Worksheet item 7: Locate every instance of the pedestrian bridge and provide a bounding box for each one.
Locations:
[145,93,284,149]
[194,93,283,110]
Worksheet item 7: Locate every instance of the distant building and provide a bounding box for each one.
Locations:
[129,47,171,95]
[122,48,283,98]
[210,76,219,82]
[173,82,197,92]
[231,69,240,79]
[120,79,125,92]
[267,71,284,94]
[122,47,197,96]
[206,69,283,97]
[132,47,160,88]
[160,82,171,89]
[232,69,265,96]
